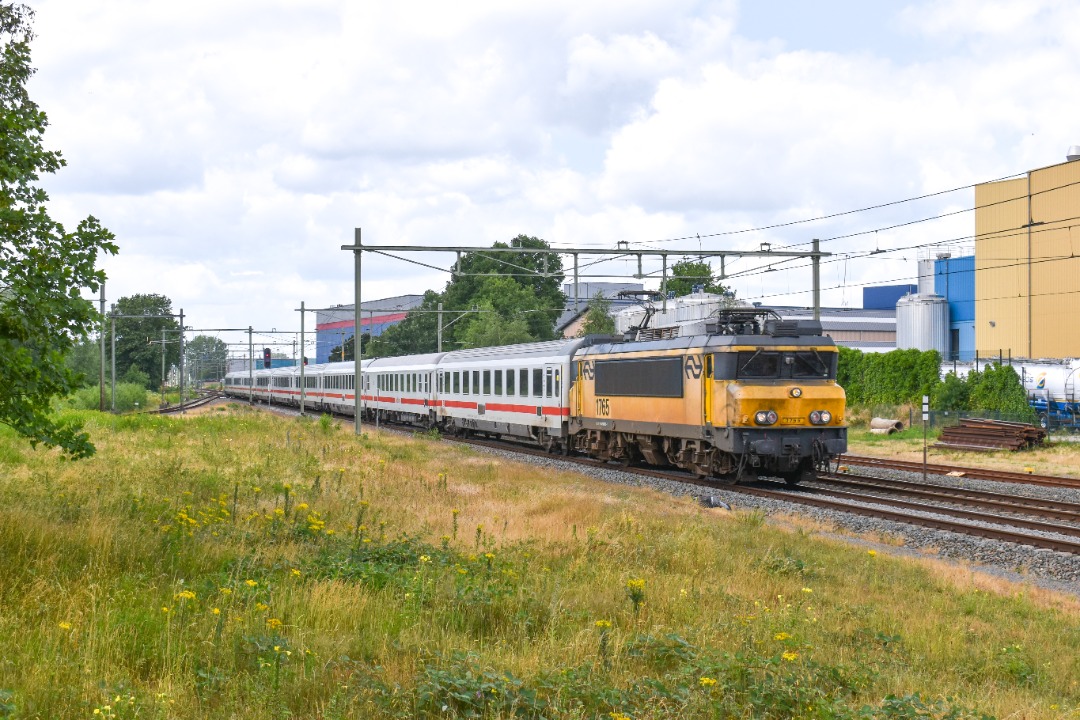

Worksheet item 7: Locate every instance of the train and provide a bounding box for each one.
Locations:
[223,308,848,484]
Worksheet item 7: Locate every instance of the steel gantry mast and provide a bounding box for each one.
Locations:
[341,229,832,436]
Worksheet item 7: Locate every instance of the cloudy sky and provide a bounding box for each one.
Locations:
[27,0,1080,355]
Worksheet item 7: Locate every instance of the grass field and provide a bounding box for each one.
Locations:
[0,405,1077,718]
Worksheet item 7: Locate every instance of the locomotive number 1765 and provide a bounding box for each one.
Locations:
[595,398,611,416]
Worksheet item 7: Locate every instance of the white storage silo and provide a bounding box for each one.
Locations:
[896,294,949,354]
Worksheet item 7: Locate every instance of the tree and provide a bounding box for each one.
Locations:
[441,235,565,348]
[577,292,617,336]
[0,5,117,458]
[111,294,180,389]
[65,337,102,388]
[185,335,228,382]
[460,305,533,348]
[666,259,729,297]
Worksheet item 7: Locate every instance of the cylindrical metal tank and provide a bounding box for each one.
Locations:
[896,294,949,353]
[917,259,936,294]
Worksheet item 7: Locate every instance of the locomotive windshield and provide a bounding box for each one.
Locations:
[732,350,836,380]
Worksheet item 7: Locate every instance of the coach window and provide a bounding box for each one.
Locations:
[454,372,461,394]
[519,369,528,397]
[472,370,480,395]
[483,370,491,395]
[532,368,542,397]
[494,369,503,396]
[506,369,515,395]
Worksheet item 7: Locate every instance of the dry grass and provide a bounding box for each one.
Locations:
[0,405,1077,718]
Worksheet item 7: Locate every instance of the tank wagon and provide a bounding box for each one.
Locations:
[223,308,847,483]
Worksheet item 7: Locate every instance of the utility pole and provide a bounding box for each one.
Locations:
[812,238,821,321]
[437,302,443,352]
[99,283,106,411]
[160,329,166,407]
[247,326,253,404]
[352,227,363,436]
[178,309,185,413]
[110,308,116,413]
[299,300,306,416]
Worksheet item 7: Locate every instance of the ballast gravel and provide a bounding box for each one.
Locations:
[466,443,1080,598]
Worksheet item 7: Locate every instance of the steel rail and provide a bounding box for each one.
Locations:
[816,473,1080,523]
[840,454,1080,490]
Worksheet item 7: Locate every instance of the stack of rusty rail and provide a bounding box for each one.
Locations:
[933,418,1047,451]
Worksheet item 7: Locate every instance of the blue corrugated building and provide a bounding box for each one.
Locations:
[934,255,975,360]
[862,284,917,310]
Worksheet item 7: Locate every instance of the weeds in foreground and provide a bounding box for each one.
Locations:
[0,407,1075,718]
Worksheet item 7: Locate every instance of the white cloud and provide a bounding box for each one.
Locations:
[22,0,1080,347]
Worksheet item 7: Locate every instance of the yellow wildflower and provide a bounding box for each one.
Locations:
[867,550,877,557]
[291,568,302,577]
[266,617,283,630]
[595,619,612,629]
[58,621,72,630]
[774,632,792,641]
[801,587,813,594]
[255,602,269,612]
[212,608,221,615]
[175,590,196,601]
[245,579,258,587]
[699,676,717,687]
[782,651,798,661]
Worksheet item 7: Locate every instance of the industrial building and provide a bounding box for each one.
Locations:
[974,151,1080,359]
[314,295,423,363]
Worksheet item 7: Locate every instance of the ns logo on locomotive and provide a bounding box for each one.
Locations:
[224,308,846,485]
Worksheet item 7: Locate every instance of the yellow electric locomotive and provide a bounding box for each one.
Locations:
[570,308,846,484]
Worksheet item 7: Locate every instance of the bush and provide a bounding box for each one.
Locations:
[67,384,149,413]
[839,348,941,406]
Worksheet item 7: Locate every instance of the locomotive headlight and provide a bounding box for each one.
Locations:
[809,410,821,424]
[790,387,802,398]
[754,409,778,425]
[820,410,832,424]
[809,410,832,425]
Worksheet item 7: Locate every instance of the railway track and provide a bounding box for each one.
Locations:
[840,454,1080,490]
[815,473,1080,524]
[452,436,1080,556]
[157,390,224,415]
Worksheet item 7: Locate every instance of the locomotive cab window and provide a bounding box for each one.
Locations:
[736,351,780,378]
[791,350,835,379]
[734,350,837,380]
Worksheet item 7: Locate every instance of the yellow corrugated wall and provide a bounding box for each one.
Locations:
[974,161,1080,358]
[975,177,1027,356]
[1029,163,1080,357]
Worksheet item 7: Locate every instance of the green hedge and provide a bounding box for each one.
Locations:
[837,347,941,406]
[838,348,1034,422]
